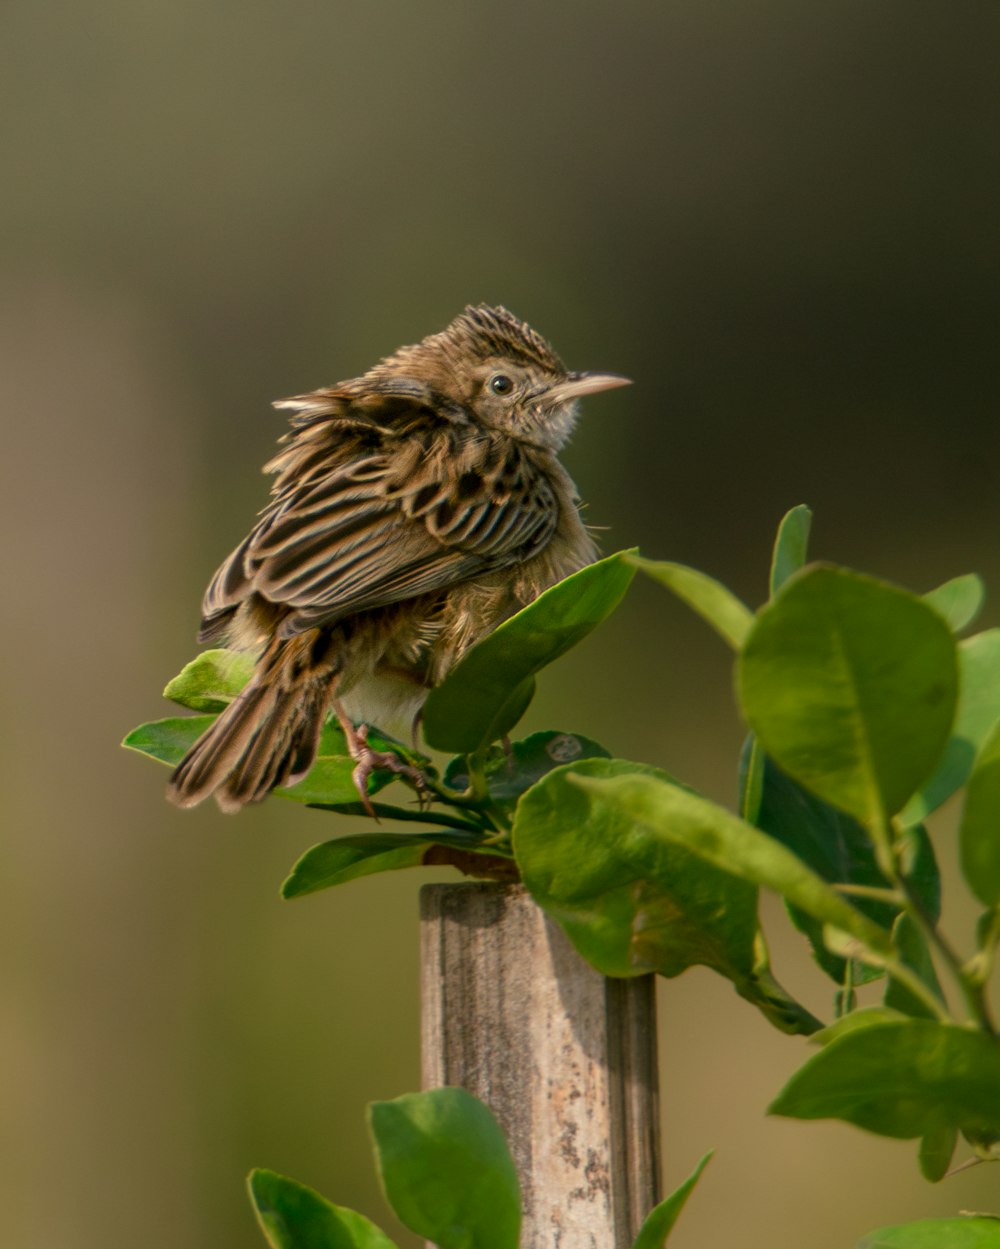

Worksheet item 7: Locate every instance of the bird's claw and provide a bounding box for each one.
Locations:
[349,723,428,819]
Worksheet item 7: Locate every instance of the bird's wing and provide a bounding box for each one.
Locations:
[200,434,558,638]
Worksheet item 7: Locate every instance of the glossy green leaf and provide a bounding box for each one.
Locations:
[770,1019,1000,1142]
[923,573,985,634]
[307,800,485,834]
[123,715,217,767]
[281,720,407,804]
[122,716,405,805]
[248,1168,398,1249]
[514,759,759,982]
[811,1007,909,1046]
[312,720,429,769]
[444,730,611,810]
[769,504,812,595]
[552,769,894,957]
[857,1218,1000,1249]
[283,836,432,897]
[738,735,765,824]
[753,757,940,987]
[282,830,492,898]
[738,508,812,832]
[284,764,413,805]
[422,550,637,754]
[739,566,958,828]
[631,1150,713,1249]
[628,555,752,650]
[369,1088,520,1249]
[960,716,1000,907]
[164,648,255,712]
[918,1123,958,1183]
[514,761,821,1033]
[277,760,385,806]
[902,629,1000,826]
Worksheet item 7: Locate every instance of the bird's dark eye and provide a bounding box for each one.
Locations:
[488,374,514,396]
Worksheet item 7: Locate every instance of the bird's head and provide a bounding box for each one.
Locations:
[368,304,630,451]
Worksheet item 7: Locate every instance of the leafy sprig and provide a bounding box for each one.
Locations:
[125,505,1000,1239]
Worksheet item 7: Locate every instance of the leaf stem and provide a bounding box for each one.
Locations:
[874,949,953,1024]
[835,958,856,1018]
[307,800,486,834]
[417,755,512,836]
[465,749,492,804]
[966,908,1000,990]
[835,934,950,1022]
[833,883,905,906]
[887,822,997,1034]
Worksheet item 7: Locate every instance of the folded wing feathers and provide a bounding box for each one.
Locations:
[199,418,560,639]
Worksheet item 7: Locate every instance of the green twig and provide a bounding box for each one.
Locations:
[887,822,997,1034]
[833,883,905,906]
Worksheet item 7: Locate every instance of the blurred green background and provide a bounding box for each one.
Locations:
[3,2,999,1245]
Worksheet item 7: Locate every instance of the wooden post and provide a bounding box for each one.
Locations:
[420,882,660,1249]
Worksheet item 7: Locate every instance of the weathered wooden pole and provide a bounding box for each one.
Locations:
[421,882,660,1249]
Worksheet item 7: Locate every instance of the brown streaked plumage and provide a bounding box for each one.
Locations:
[167,304,630,813]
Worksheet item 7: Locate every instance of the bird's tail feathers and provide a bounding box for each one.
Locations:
[167,635,337,812]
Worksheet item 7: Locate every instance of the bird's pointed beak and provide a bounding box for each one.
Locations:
[542,371,632,405]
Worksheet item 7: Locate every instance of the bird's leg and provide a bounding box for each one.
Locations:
[332,699,427,817]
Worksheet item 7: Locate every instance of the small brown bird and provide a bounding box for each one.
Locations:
[167,304,629,813]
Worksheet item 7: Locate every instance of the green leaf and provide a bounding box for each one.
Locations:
[514,759,759,982]
[769,1019,1000,1142]
[122,715,406,805]
[810,1007,909,1046]
[736,506,813,844]
[739,566,958,829]
[753,757,940,987]
[902,629,1000,826]
[123,715,217,767]
[628,555,752,650]
[368,1088,520,1249]
[923,573,985,634]
[422,551,637,754]
[444,730,612,810]
[312,720,429,770]
[282,831,491,898]
[769,504,812,595]
[279,766,403,805]
[277,716,418,804]
[282,836,432,896]
[738,735,765,824]
[960,716,1000,908]
[552,769,895,957]
[278,759,383,805]
[918,1123,958,1183]
[163,648,255,712]
[307,800,485,834]
[857,1218,1000,1249]
[515,761,822,1034]
[248,1168,398,1249]
[631,1150,713,1249]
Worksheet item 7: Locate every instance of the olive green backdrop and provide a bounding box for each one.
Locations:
[3,3,999,1246]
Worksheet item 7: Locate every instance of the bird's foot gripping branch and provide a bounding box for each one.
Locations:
[127,505,1000,1232]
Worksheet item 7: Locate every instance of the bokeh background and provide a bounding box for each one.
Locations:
[4,2,1000,1246]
